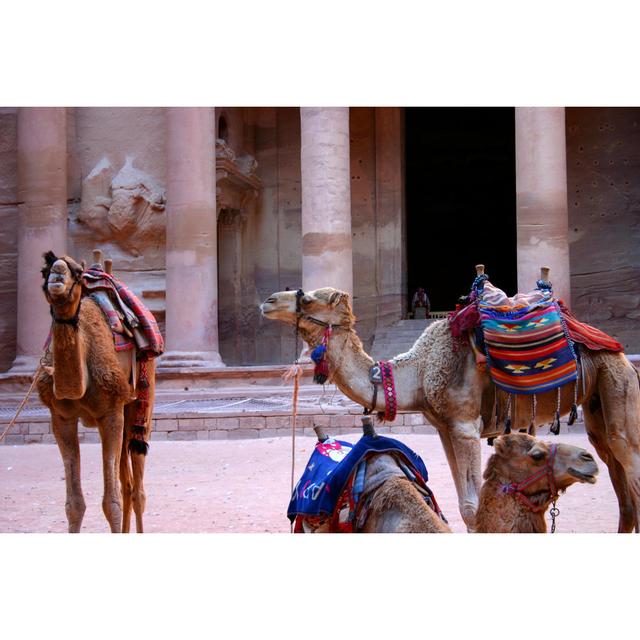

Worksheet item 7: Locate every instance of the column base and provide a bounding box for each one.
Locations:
[158,350,225,370]
[7,355,42,375]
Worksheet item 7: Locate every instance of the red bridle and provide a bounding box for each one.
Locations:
[500,444,559,513]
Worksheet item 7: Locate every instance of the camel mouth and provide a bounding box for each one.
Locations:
[47,282,66,295]
[260,302,275,316]
[568,467,598,484]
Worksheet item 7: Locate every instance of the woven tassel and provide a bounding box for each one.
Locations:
[504,394,512,434]
[567,381,579,426]
[550,411,561,435]
[310,343,328,384]
[550,388,561,435]
[528,394,537,435]
[313,359,329,384]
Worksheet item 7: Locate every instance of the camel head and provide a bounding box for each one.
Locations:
[488,433,599,494]
[260,287,355,336]
[41,251,84,318]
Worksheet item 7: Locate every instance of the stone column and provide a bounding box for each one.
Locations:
[11,108,68,372]
[516,108,571,303]
[300,107,353,297]
[161,107,224,368]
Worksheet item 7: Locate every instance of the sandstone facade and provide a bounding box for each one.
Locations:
[0,107,638,373]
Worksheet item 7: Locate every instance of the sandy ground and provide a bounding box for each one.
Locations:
[0,432,620,533]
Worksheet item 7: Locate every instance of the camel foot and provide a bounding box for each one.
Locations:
[462,504,478,532]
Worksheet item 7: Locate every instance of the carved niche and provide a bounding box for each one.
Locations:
[215,138,261,214]
[77,156,166,256]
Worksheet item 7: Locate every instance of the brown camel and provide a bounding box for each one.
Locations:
[299,424,450,533]
[301,430,597,533]
[475,433,599,533]
[260,286,640,532]
[37,252,155,533]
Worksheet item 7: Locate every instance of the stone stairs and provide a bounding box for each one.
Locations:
[371,319,438,361]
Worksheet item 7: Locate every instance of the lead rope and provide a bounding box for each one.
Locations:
[283,289,305,532]
[0,350,48,444]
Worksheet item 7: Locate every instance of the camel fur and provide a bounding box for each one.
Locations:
[261,286,640,532]
[37,251,155,533]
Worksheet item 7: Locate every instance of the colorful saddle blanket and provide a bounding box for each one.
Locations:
[82,268,164,360]
[479,298,577,395]
[288,434,431,525]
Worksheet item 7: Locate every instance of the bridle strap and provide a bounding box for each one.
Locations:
[501,444,559,513]
[295,288,349,331]
[49,276,82,328]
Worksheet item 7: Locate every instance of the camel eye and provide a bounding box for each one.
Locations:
[530,451,545,461]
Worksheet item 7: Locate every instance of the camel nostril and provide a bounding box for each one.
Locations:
[580,452,595,462]
[264,297,276,304]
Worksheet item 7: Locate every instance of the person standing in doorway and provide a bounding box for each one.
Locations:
[412,286,431,319]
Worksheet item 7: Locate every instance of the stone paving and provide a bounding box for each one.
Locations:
[0,432,619,533]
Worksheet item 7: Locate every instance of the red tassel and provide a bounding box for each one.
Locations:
[313,359,329,384]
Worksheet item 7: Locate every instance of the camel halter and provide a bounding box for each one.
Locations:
[47,266,83,328]
[500,444,560,528]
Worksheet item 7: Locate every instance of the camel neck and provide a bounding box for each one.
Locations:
[476,479,550,533]
[301,326,376,408]
[51,307,88,400]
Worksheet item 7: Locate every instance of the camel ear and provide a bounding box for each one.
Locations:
[43,250,57,268]
[493,435,513,458]
[329,291,345,307]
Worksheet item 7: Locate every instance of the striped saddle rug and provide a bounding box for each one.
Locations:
[479,299,578,395]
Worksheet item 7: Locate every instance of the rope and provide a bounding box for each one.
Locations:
[282,363,302,533]
[0,362,44,444]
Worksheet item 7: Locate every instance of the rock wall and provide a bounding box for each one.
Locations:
[0,108,18,370]
[567,108,640,352]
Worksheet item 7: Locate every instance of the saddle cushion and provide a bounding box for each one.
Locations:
[287,434,430,523]
[479,298,578,395]
[82,268,164,359]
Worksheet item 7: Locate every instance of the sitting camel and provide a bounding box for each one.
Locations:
[261,285,639,532]
[300,429,598,533]
[37,251,156,533]
[475,433,599,533]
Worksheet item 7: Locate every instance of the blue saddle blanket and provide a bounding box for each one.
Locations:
[287,434,429,522]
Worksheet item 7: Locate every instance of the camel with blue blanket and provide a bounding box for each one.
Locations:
[261,266,640,533]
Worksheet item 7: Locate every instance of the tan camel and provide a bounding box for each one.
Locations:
[37,251,155,533]
[476,433,599,533]
[301,431,597,533]
[300,426,450,533]
[261,286,640,532]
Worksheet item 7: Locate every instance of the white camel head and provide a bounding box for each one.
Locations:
[260,287,355,335]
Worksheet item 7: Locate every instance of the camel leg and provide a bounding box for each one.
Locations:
[583,404,636,533]
[119,439,133,533]
[598,362,640,531]
[51,414,86,532]
[435,417,482,531]
[131,452,147,533]
[98,410,125,533]
[448,418,482,531]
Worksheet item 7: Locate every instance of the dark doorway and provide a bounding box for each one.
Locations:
[405,107,517,312]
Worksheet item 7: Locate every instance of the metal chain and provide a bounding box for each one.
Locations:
[549,500,560,533]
